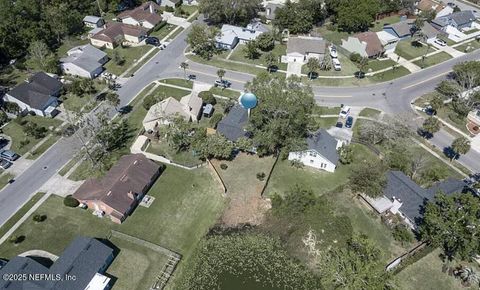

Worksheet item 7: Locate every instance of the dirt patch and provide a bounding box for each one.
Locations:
[210,153,275,226]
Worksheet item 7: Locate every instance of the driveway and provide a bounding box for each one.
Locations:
[430,41,465,58]
[286,62,303,77]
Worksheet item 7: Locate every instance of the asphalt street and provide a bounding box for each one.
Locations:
[1,22,479,229]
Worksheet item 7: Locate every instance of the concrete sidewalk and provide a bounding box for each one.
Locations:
[388,52,421,73]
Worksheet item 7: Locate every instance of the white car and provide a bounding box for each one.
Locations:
[333,58,341,71]
[329,46,338,58]
[339,106,351,118]
[434,38,447,46]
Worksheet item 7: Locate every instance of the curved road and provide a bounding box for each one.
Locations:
[0,24,479,229]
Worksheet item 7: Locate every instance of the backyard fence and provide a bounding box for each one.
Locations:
[351,138,383,157]
[207,159,227,195]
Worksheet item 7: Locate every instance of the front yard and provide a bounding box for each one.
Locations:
[395,40,436,60]
[455,39,480,53]
[104,45,153,76]
[0,166,225,289]
[228,43,288,71]
[413,52,452,68]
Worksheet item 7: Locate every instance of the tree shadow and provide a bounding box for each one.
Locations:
[118,105,132,115]
[443,146,458,160]
[417,129,433,139]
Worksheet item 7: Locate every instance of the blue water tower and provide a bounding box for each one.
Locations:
[238,92,258,110]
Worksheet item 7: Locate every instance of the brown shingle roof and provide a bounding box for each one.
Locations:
[117,1,162,26]
[354,31,384,57]
[91,22,147,43]
[417,0,445,13]
[73,154,160,214]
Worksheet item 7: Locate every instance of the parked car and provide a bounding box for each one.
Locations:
[335,121,343,128]
[145,37,160,46]
[333,58,342,71]
[345,116,354,128]
[0,138,8,150]
[339,106,351,118]
[434,38,447,46]
[214,80,232,88]
[329,45,338,58]
[0,150,19,161]
[188,74,197,80]
[0,158,12,170]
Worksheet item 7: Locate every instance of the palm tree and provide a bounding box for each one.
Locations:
[180,62,189,80]
[106,91,121,111]
[421,117,441,137]
[451,137,471,160]
[305,57,320,80]
[217,69,226,82]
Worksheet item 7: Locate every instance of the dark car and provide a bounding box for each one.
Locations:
[345,116,354,128]
[336,121,343,128]
[0,150,19,161]
[214,80,232,88]
[0,138,8,149]
[188,74,197,80]
[0,158,12,170]
[145,37,160,46]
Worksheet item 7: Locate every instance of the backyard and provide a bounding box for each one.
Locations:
[146,140,204,167]
[0,166,225,289]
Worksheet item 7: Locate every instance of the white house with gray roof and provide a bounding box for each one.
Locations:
[288,129,342,172]
[83,15,104,28]
[283,36,326,63]
[216,24,264,50]
[60,45,109,79]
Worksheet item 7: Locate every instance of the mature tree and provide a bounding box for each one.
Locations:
[320,53,332,71]
[198,91,216,105]
[335,0,381,32]
[274,0,326,34]
[317,234,391,289]
[113,50,125,65]
[163,116,194,151]
[105,91,120,110]
[256,33,275,52]
[180,62,189,79]
[236,137,254,152]
[358,117,412,145]
[46,2,82,43]
[349,159,387,197]
[0,111,8,127]
[421,117,441,136]
[387,146,412,175]
[69,78,96,96]
[216,69,226,81]
[421,166,448,182]
[356,57,369,76]
[429,93,445,114]
[243,40,260,59]
[420,192,480,260]
[26,41,57,72]
[451,137,471,159]
[305,57,321,79]
[199,0,261,25]
[94,115,130,153]
[410,153,428,180]
[245,73,315,155]
[186,24,218,59]
[264,52,278,72]
[338,144,353,165]
[192,133,234,160]
[142,94,163,110]
[24,122,48,139]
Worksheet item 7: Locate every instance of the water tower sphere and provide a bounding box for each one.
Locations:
[239,92,258,109]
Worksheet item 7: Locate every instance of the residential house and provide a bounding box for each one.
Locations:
[3,72,62,117]
[467,109,480,135]
[216,24,264,50]
[90,22,147,49]
[117,1,162,30]
[157,0,182,7]
[415,0,446,14]
[341,31,385,58]
[0,236,114,290]
[283,36,326,63]
[363,170,467,229]
[432,10,478,31]
[216,104,249,142]
[83,15,105,28]
[142,93,203,131]
[60,44,109,79]
[288,129,342,173]
[376,30,400,54]
[246,20,270,33]
[383,20,415,39]
[421,21,442,43]
[73,154,161,223]
[264,3,283,21]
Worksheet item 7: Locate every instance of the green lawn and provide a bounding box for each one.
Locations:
[464,28,479,35]
[166,27,184,41]
[228,43,287,71]
[146,141,203,167]
[179,4,198,16]
[58,155,81,177]
[56,37,90,57]
[312,116,338,128]
[313,26,350,46]
[150,85,191,100]
[0,173,14,191]
[359,108,382,118]
[303,52,359,77]
[0,166,225,288]
[396,249,477,290]
[159,78,193,89]
[209,87,241,99]
[395,41,436,60]
[150,23,177,40]
[62,93,97,114]
[2,116,63,155]
[129,47,160,74]
[371,15,402,32]
[29,135,60,159]
[413,52,452,68]
[313,106,341,115]
[187,54,268,76]
[455,39,480,53]
[365,59,397,72]
[0,192,45,239]
[369,66,410,82]
[0,66,29,87]
[104,45,153,76]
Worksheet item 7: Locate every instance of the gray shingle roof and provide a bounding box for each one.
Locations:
[83,16,102,24]
[287,36,326,55]
[61,45,107,73]
[0,237,113,290]
[384,171,466,225]
[6,72,62,110]
[432,10,477,27]
[421,22,440,38]
[307,129,339,165]
[384,20,413,37]
[217,104,248,142]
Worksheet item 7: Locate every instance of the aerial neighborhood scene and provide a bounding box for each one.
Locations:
[2,0,480,289]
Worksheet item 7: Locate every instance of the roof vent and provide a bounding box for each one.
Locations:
[107,191,112,196]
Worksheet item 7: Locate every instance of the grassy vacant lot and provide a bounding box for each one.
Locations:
[187,54,267,76]
[395,41,435,60]
[104,45,153,76]
[455,39,480,52]
[3,116,63,155]
[359,108,382,118]
[264,144,408,261]
[0,66,30,87]
[413,52,452,68]
[0,192,44,238]
[228,43,288,70]
[313,26,350,46]
[0,166,225,288]
[159,78,193,89]
[396,249,477,290]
